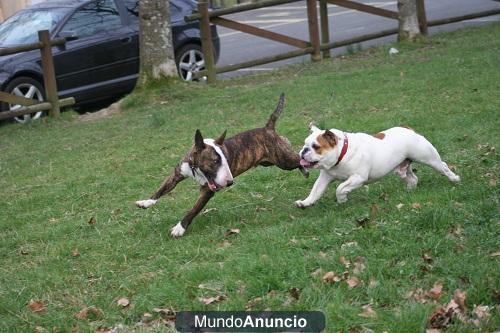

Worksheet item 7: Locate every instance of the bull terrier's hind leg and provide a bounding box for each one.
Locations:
[136,165,185,209]
[273,137,309,178]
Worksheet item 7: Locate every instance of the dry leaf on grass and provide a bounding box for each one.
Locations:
[353,257,366,275]
[199,295,226,305]
[318,251,327,258]
[427,282,443,300]
[27,299,45,313]
[71,249,80,257]
[359,304,376,317]
[411,202,422,209]
[311,268,323,277]
[224,228,240,237]
[322,271,342,283]
[117,297,130,307]
[74,306,102,320]
[245,297,262,309]
[427,289,467,329]
[88,216,96,225]
[396,203,404,210]
[489,251,500,258]
[422,251,433,263]
[341,241,358,249]
[346,277,360,289]
[339,256,351,268]
[289,288,301,300]
[217,240,232,249]
[153,307,176,320]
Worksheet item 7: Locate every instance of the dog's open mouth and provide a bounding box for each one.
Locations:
[300,159,318,168]
[207,180,221,192]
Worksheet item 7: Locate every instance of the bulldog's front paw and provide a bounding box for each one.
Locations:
[295,200,310,209]
[135,199,157,209]
[170,222,186,237]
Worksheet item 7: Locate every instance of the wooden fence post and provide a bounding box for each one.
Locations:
[319,0,330,58]
[306,0,321,62]
[198,1,216,83]
[416,0,428,35]
[38,30,60,118]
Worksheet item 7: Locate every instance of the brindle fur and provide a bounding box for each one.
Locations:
[141,94,308,234]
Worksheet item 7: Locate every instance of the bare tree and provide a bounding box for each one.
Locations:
[398,0,421,41]
[138,0,177,86]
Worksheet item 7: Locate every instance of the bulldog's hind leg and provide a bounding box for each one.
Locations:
[410,140,460,183]
[136,165,185,208]
[394,159,418,189]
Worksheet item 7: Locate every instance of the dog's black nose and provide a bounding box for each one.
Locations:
[227,180,234,187]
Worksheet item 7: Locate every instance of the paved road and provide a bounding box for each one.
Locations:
[215,0,500,77]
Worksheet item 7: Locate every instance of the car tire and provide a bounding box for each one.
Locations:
[175,44,206,81]
[3,77,45,123]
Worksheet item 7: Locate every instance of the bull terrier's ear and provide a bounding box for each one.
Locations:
[323,130,338,146]
[215,129,227,145]
[194,129,205,151]
[309,122,320,133]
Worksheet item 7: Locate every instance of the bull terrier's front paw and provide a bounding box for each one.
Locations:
[170,222,186,237]
[135,199,157,209]
[295,200,310,209]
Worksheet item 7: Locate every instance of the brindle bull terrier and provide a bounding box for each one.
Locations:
[136,94,308,237]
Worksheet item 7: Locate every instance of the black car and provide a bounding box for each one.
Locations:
[0,0,220,122]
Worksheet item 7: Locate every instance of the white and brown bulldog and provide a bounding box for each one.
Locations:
[136,94,308,237]
[295,124,460,208]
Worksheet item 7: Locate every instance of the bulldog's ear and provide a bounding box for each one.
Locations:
[194,129,205,151]
[323,130,338,146]
[215,129,227,145]
[309,122,320,133]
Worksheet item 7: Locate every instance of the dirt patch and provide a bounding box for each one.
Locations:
[78,100,122,122]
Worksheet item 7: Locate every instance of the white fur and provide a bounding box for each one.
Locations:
[296,126,460,207]
[171,222,186,237]
[135,199,157,208]
[204,139,234,187]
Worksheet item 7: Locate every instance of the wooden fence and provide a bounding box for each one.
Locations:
[187,0,500,82]
[0,30,75,121]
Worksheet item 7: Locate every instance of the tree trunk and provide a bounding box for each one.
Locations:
[397,0,421,41]
[138,0,177,86]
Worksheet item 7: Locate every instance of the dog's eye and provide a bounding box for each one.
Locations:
[312,144,320,150]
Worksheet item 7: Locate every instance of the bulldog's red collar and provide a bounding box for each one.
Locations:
[334,133,348,166]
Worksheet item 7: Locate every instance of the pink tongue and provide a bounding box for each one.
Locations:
[208,181,218,191]
[300,159,311,167]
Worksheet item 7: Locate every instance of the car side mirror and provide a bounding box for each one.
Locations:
[59,31,79,42]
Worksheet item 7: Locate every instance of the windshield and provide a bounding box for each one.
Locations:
[0,8,69,47]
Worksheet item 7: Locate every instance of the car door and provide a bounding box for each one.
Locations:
[53,0,135,100]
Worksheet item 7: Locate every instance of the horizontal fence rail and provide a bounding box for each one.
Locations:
[0,30,75,121]
[189,0,500,82]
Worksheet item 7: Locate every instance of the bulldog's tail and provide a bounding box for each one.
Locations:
[265,93,285,130]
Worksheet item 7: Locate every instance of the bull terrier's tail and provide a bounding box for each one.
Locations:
[265,93,285,130]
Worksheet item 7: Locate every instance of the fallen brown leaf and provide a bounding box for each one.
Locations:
[427,282,443,300]
[311,268,323,277]
[224,228,240,237]
[396,203,404,210]
[318,251,327,258]
[245,297,262,309]
[489,251,500,258]
[322,271,335,283]
[472,305,490,321]
[422,251,433,263]
[88,216,96,225]
[199,295,226,305]
[339,256,351,268]
[368,279,379,289]
[27,299,45,313]
[217,240,231,249]
[117,297,130,307]
[346,277,360,289]
[426,329,441,333]
[453,289,467,312]
[153,307,176,321]
[359,304,376,317]
[74,306,102,320]
[353,256,366,275]
[411,202,422,210]
[356,217,371,227]
[71,249,80,257]
[289,287,301,300]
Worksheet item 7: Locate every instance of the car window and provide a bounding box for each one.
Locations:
[124,0,182,23]
[62,0,122,38]
[0,8,69,47]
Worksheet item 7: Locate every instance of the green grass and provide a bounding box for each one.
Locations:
[1,24,499,332]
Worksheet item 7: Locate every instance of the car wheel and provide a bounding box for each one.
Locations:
[4,77,45,123]
[176,44,205,81]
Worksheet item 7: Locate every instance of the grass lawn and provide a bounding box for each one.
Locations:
[0,23,499,332]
